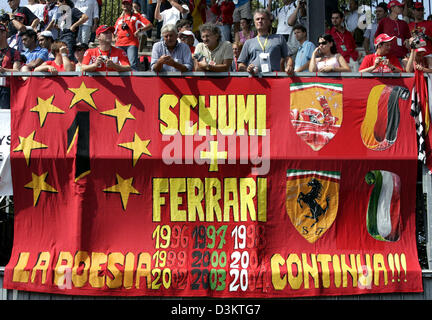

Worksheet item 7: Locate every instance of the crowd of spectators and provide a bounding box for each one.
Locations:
[0,0,432,109]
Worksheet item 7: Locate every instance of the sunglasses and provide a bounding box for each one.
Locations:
[318,41,328,45]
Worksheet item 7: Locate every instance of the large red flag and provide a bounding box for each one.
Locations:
[3,76,422,297]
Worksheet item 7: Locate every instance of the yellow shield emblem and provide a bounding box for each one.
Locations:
[290,83,343,151]
[286,170,340,243]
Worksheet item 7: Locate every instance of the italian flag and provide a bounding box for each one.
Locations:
[365,170,401,241]
[286,169,341,182]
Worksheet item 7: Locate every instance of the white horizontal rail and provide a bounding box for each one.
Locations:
[0,71,416,78]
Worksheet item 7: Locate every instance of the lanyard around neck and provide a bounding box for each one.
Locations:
[98,47,112,58]
[257,35,269,52]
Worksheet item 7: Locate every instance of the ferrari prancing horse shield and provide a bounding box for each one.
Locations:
[286,170,340,243]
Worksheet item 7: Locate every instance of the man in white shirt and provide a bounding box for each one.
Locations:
[267,0,296,41]
[73,0,99,44]
[155,0,190,28]
[344,0,359,33]
[363,2,387,54]
[26,0,45,30]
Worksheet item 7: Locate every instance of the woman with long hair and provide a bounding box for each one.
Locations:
[234,18,255,45]
[309,34,350,72]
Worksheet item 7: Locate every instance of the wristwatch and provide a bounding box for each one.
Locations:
[206,64,211,71]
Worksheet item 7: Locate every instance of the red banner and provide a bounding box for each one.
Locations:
[3,76,423,297]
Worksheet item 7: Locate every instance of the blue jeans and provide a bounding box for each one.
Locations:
[59,30,77,62]
[218,25,232,42]
[77,25,92,44]
[119,45,139,71]
[0,86,10,109]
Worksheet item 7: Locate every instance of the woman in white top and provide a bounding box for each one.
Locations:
[309,34,351,73]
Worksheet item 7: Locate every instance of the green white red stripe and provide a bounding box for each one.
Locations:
[290,83,343,93]
[366,170,401,241]
[286,169,341,182]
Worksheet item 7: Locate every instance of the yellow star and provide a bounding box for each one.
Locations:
[13,131,48,166]
[100,100,136,133]
[30,96,65,127]
[103,174,140,210]
[24,172,58,207]
[68,81,98,109]
[118,133,151,167]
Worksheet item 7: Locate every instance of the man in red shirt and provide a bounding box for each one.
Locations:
[359,33,403,73]
[0,23,21,109]
[81,25,132,72]
[409,1,432,68]
[327,10,359,71]
[211,0,235,42]
[114,0,153,70]
[374,0,410,60]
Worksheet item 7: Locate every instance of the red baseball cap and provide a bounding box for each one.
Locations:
[413,2,424,9]
[13,12,26,20]
[374,33,396,47]
[387,0,404,8]
[96,25,115,36]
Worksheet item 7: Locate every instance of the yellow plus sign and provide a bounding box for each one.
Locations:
[200,141,227,172]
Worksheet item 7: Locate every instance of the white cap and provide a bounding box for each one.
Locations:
[40,30,54,39]
[179,30,195,38]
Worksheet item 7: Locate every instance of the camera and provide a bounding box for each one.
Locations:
[0,13,10,24]
[193,53,205,62]
[411,30,428,49]
[121,22,130,31]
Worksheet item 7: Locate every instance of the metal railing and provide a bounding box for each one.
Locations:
[0,71,417,77]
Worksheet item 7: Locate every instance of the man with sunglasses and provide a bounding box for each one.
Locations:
[408,2,432,67]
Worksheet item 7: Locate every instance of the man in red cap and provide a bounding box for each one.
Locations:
[81,25,132,72]
[374,0,411,61]
[359,33,403,73]
[409,1,432,68]
[114,0,153,70]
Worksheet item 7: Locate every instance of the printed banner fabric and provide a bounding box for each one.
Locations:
[0,110,12,196]
[3,76,423,297]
